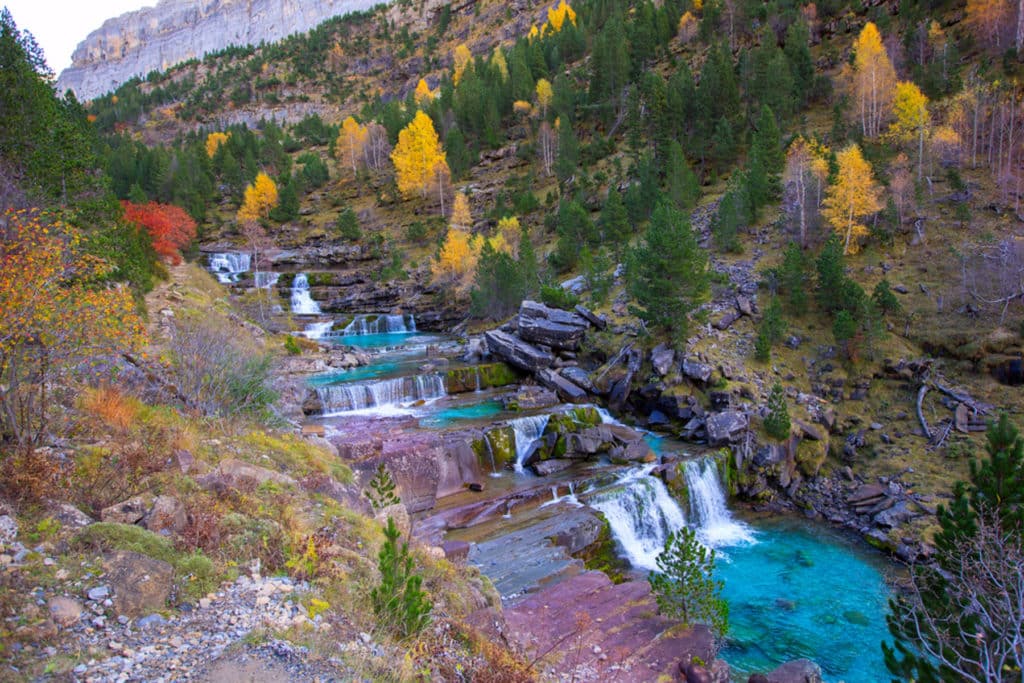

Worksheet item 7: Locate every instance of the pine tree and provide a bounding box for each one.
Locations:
[627,201,709,344]
[648,527,728,639]
[365,463,401,511]
[600,187,631,247]
[784,20,815,106]
[872,279,901,316]
[816,234,846,313]
[665,140,700,210]
[372,516,432,638]
[780,242,809,315]
[554,120,579,185]
[764,382,791,440]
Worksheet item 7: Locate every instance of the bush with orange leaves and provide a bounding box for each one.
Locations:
[121,200,197,265]
[0,209,146,464]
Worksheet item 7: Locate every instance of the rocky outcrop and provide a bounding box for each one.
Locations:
[485,330,553,373]
[517,300,589,351]
[58,0,383,100]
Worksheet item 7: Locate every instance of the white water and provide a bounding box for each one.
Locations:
[591,465,687,571]
[683,459,756,547]
[510,414,551,472]
[315,374,445,414]
[209,252,251,283]
[302,321,335,339]
[253,271,280,289]
[291,273,321,315]
[541,482,582,508]
[341,314,416,335]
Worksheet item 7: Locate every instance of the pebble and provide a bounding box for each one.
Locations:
[88,586,110,601]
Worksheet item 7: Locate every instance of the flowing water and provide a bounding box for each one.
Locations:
[302,321,334,339]
[341,314,417,335]
[510,414,551,472]
[418,400,505,428]
[208,252,250,283]
[290,273,321,315]
[683,459,757,548]
[315,374,446,414]
[253,271,280,289]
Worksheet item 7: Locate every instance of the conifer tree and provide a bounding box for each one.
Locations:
[649,527,728,639]
[764,382,791,440]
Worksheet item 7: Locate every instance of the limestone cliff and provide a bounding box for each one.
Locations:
[56,0,383,101]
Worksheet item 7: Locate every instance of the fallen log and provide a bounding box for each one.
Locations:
[916,384,932,440]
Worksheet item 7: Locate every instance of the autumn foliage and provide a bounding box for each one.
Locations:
[391,111,449,201]
[237,172,279,223]
[0,209,146,450]
[822,144,883,255]
[121,200,197,264]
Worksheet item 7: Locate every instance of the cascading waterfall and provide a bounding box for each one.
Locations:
[340,314,416,335]
[302,321,335,339]
[541,482,582,508]
[253,271,280,289]
[291,273,321,315]
[315,374,445,414]
[510,414,551,472]
[683,459,756,547]
[591,465,687,571]
[208,252,251,283]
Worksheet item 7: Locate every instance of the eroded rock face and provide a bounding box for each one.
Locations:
[58,0,383,100]
[517,300,589,351]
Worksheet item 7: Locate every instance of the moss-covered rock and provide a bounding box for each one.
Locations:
[482,426,515,469]
[795,437,828,477]
[446,362,520,393]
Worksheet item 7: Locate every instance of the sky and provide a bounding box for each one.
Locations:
[4,0,153,73]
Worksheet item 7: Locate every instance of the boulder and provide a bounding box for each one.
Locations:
[143,496,187,535]
[651,343,676,376]
[504,385,560,411]
[198,459,297,491]
[517,301,589,351]
[764,659,823,683]
[436,436,484,499]
[560,366,595,393]
[49,503,95,531]
[101,496,150,525]
[48,596,84,627]
[574,304,607,330]
[0,515,17,546]
[441,540,470,562]
[706,411,749,446]
[485,330,553,373]
[682,359,713,384]
[532,459,575,476]
[537,368,589,402]
[104,551,174,617]
[357,433,445,513]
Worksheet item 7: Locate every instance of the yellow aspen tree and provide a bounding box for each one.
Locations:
[853,22,897,138]
[432,229,482,293]
[783,137,816,246]
[528,25,540,41]
[678,11,698,42]
[822,144,883,255]
[452,44,472,86]
[336,116,368,175]
[237,172,279,223]
[888,81,931,180]
[966,0,1012,50]
[496,215,522,256]
[414,78,435,106]
[513,100,533,117]
[535,78,553,118]
[450,192,471,230]
[538,120,557,177]
[205,131,230,158]
[491,46,508,81]
[392,111,447,199]
[546,0,577,32]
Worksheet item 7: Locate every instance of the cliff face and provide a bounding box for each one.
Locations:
[56,0,383,101]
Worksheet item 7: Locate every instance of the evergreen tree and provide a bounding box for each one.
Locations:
[763,382,791,440]
[780,242,809,315]
[600,187,631,247]
[752,105,784,191]
[554,120,579,185]
[784,20,815,106]
[627,201,709,344]
[832,310,858,359]
[872,279,901,316]
[665,140,700,210]
[649,527,728,639]
[885,414,1024,681]
[445,126,472,180]
[364,462,401,511]
[270,175,300,222]
[712,173,749,253]
[518,225,539,299]
[335,207,361,241]
[471,240,526,320]
[372,516,432,638]
[816,235,847,313]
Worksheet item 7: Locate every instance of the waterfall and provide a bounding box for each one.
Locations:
[253,271,280,289]
[510,414,551,472]
[208,252,251,283]
[683,459,755,548]
[302,321,334,339]
[340,314,416,335]
[291,274,321,315]
[541,482,582,508]
[315,374,445,414]
[591,465,686,571]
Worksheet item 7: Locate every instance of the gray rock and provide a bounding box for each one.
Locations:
[559,275,587,294]
[765,658,823,683]
[706,411,749,446]
[516,301,589,351]
[144,496,187,535]
[88,585,111,601]
[682,359,713,384]
[0,515,17,546]
[136,613,168,629]
[484,330,553,373]
[105,551,174,617]
[574,304,607,330]
[532,459,575,476]
[101,496,150,525]
[536,368,589,402]
[49,503,95,530]
[504,386,560,410]
[197,459,297,492]
[559,366,595,393]
[650,343,675,376]
[48,596,84,627]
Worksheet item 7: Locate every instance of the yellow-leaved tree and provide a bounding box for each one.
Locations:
[822,144,883,255]
[237,172,279,223]
[453,44,472,86]
[535,79,553,118]
[853,22,897,138]
[206,131,230,158]
[783,136,830,247]
[496,215,522,256]
[450,192,472,230]
[414,78,436,106]
[432,228,482,293]
[391,111,449,206]
[491,46,508,81]
[888,81,930,180]
[336,116,369,175]
[546,0,577,32]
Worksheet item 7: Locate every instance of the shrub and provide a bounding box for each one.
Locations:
[764,382,791,440]
[539,284,579,310]
[648,526,728,641]
[372,516,432,638]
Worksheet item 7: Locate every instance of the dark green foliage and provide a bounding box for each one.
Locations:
[85,220,160,297]
[518,226,539,299]
[539,284,580,310]
[872,279,901,316]
[832,310,857,354]
[550,199,595,272]
[471,240,527,320]
[648,526,728,639]
[270,175,300,222]
[335,208,361,241]
[581,246,614,306]
[885,415,1024,681]
[665,140,700,210]
[627,202,709,344]
[815,235,847,313]
[555,120,580,185]
[784,20,815,106]
[712,173,749,253]
[365,463,401,511]
[600,187,632,247]
[751,105,784,191]
[372,516,432,638]
[624,154,661,224]
[444,126,472,180]
[780,243,809,315]
[296,152,329,189]
[755,296,785,362]
[763,382,791,440]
